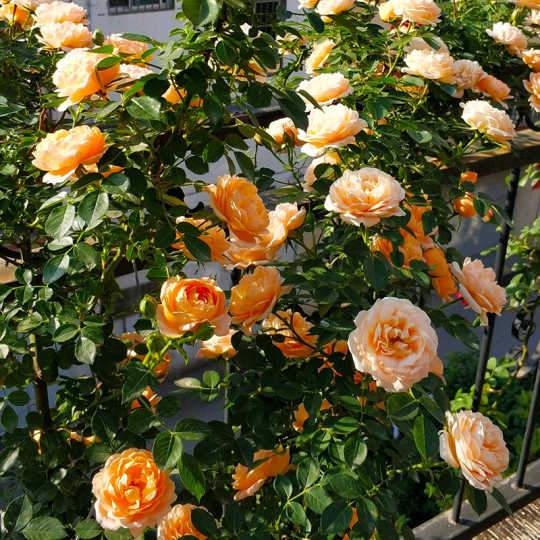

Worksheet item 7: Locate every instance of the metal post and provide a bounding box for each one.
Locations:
[516,359,540,487]
[451,167,521,523]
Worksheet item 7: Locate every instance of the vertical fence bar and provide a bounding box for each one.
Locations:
[451,166,521,523]
[516,360,540,487]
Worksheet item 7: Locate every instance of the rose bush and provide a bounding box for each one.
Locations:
[0,0,538,538]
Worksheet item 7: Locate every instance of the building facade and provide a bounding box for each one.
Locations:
[82,0,290,41]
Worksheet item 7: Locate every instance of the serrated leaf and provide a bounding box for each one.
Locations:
[412,415,439,460]
[126,96,161,121]
[153,431,183,469]
[296,457,319,488]
[183,0,220,26]
[22,517,66,540]
[178,453,206,501]
[321,501,352,534]
[74,519,102,539]
[305,486,332,514]
[45,204,75,239]
[79,192,109,229]
[75,336,96,364]
[43,253,70,283]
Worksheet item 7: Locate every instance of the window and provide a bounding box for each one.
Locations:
[254,0,284,34]
[108,0,174,15]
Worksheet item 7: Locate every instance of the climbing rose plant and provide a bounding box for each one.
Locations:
[0,0,537,537]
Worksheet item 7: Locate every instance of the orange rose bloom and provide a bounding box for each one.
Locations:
[293,400,332,432]
[265,118,299,145]
[197,329,237,359]
[405,203,434,248]
[156,277,231,337]
[325,168,405,227]
[349,297,442,392]
[453,194,476,218]
[230,266,285,330]
[460,171,478,185]
[475,74,512,104]
[119,332,171,381]
[0,2,32,27]
[271,202,306,233]
[172,217,230,264]
[32,125,106,184]
[162,85,203,107]
[157,504,206,540]
[35,1,87,25]
[92,449,176,536]
[522,49,540,72]
[423,246,457,301]
[440,411,509,491]
[372,232,423,268]
[305,38,336,74]
[451,258,506,325]
[262,310,317,358]
[232,448,290,501]
[207,175,270,243]
[53,49,120,110]
[39,22,93,50]
[105,33,149,60]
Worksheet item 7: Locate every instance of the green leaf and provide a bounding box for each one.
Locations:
[491,487,512,516]
[126,95,162,121]
[178,453,206,501]
[182,0,220,26]
[273,475,293,499]
[407,129,432,144]
[16,313,43,333]
[202,369,220,388]
[305,10,324,32]
[285,501,308,527]
[53,323,80,343]
[104,530,131,540]
[79,192,109,229]
[127,408,158,434]
[183,235,211,262]
[344,438,368,468]
[122,363,155,403]
[22,517,67,540]
[363,254,389,290]
[8,390,30,406]
[43,253,70,283]
[4,495,32,533]
[75,336,97,364]
[103,173,130,194]
[152,431,183,469]
[96,56,121,70]
[320,501,352,534]
[1,405,18,433]
[412,415,439,460]
[45,204,75,239]
[175,418,212,440]
[466,484,487,516]
[91,412,116,443]
[73,244,99,270]
[387,393,419,422]
[74,519,102,539]
[296,457,319,488]
[190,508,219,537]
[305,486,332,514]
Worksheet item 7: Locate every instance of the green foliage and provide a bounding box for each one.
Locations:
[0,0,533,538]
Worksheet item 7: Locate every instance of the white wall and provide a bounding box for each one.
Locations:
[83,0,298,41]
